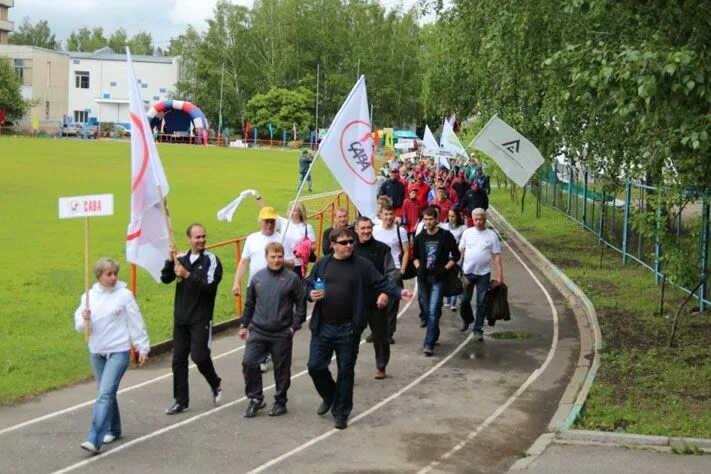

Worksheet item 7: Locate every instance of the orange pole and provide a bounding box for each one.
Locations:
[317,213,324,258]
[235,240,243,316]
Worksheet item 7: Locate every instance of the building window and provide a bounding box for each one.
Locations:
[45,102,50,120]
[141,83,148,88]
[74,110,89,123]
[75,71,90,89]
[73,59,80,65]
[159,88,166,93]
[13,59,32,86]
[103,93,110,99]
[110,81,117,87]
[153,96,160,100]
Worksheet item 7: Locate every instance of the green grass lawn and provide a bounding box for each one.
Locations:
[0,137,339,403]
[491,187,710,438]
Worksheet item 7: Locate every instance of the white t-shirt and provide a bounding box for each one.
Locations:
[241,231,294,284]
[373,223,408,269]
[459,227,501,275]
[439,222,467,244]
[277,216,315,267]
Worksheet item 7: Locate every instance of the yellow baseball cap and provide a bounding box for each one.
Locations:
[259,206,278,220]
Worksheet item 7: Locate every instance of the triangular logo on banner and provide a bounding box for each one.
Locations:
[502,139,520,153]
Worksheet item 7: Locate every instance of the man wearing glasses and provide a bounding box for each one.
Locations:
[306,227,413,430]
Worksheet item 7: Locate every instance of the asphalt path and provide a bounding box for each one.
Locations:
[0,233,580,474]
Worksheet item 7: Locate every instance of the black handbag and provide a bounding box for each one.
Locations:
[442,265,464,297]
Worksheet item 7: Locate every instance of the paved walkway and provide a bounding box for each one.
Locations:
[0,231,581,474]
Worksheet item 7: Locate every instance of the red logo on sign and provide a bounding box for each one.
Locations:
[339,120,375,185]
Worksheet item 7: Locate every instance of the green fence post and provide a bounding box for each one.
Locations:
[552,167,558,208]
[566,165,572,217]
[582,170,588,227]
[699,197,709,311]
[622,180,631,264]
[654,192,662,284]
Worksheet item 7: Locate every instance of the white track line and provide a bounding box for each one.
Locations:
[50,293,416,474]
[417,227,559,473]
[246,334,473,474]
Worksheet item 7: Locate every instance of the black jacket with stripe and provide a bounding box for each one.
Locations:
[161,250,223,325]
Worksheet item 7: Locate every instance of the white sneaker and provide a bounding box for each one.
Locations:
[103,434,117,444]
[443,303,450,309]
[259,355,271,373]
[80,441,98,453]
[451,305,457,312]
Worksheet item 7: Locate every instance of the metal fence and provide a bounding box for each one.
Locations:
[534,164,710,311]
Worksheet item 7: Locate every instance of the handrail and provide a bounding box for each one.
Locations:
[130,190,355,316]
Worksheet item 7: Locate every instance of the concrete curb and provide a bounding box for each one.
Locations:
[486,207,603,471]
[556,429,711,452]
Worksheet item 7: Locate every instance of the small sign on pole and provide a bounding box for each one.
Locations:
[59,194,114,341]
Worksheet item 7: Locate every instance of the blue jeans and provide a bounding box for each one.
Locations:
[447,295,459,307]
[307,322,359,420]
[417,277,445,349]
[460,273,491,333]
[87,351,130,448]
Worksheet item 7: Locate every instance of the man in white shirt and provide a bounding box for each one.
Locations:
[372,202,409,343]
[232,206,295,294]
[458,208,504,340]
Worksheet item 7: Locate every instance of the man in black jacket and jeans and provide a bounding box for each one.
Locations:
[353,216,398,380]
[413,207,460,356]
[306,227,413,429]
[239,242,307,418]
[161,224,223,415]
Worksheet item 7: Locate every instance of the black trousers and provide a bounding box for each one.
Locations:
[172,321,221,405]
[242,327,293,404]
[386,276,403,337]
[366,307,390,371]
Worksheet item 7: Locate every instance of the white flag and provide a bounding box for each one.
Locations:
[216,189,258,222]
[125,48,171,282]
[469,115,544,187]
[317,75,377,218]
[422,124,439,157]
[440,116,467,158]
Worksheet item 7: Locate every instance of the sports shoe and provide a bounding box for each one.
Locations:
[443,303,450,309]
[419,320,427,328]
[259,355,271,373]
[334,418,348,429]
[459,321,470,332]
[244,398,266,418]
[374,369,386,380]
[80,441,98,453]
[317,399,332,416]
[388,337,395,345]
[211,383,223,404]
[365,333,374,343]
[165,402,189,415]
[451,305,457,312]
[474,331,484,341]
[423,346,434,357]
[268,403,288,417]
[102,434,118,444]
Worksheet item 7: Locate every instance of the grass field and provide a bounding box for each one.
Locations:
[0,137,339,403]
[492,187,710,438]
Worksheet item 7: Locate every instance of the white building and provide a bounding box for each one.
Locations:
[68,47,179,126]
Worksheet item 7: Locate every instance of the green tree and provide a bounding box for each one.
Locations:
[0,59,31,119]
[66,27,108,52]
[128,32,154,55]
[244,86,315,132]
[8,17,59,50]
[107,28,128,53]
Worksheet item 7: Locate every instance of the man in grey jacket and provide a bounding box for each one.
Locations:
[239,242,307,418]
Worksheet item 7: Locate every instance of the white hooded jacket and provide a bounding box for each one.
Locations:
[74,281,150,355]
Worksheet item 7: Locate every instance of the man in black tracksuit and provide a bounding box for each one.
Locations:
[306,227,413,429]
[239,242,307,418]
[353,216,398,380]
[161,224,223,415]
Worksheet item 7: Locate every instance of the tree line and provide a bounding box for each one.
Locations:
[5,0,710,188]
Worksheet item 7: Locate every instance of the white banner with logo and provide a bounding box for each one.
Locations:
[58,194,114,219]
[469,115,544,187]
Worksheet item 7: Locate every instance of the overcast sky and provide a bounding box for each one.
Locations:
[10,0,434,48]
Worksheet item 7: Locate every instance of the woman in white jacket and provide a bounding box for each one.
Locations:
[74,257,150,453]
